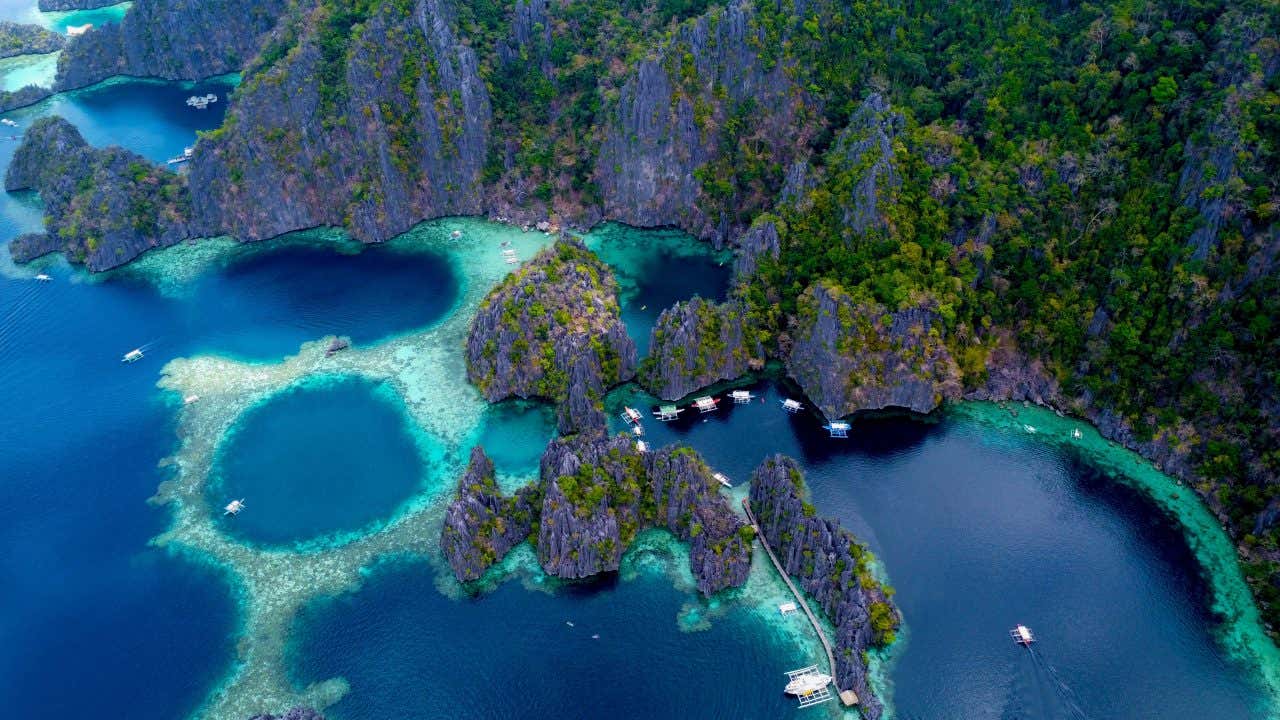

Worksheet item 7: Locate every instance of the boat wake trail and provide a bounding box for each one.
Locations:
[1000,648,1091,720]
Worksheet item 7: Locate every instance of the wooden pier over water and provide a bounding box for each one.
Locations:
[742,498,859,707]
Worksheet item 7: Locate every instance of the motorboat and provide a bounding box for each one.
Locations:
[35,273,51,282]
[167,146,194,165]
[122,348,144,363]
[224,499,245,516]
[1010,624,1034,646]
[713,472,732,488]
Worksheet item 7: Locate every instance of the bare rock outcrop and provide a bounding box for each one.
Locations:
[465,238,636,434]
[787,281,962,419]
[639,298,764,401]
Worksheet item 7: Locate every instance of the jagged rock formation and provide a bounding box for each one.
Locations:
[189,0,489,244]
[4,117,200,270]
[38,0,117,10]
[8,233,62,264]
[53,0,289,91]
[0,85,53,114]
[828,93,902,236]
[441,435,752,596]
[787,281,962,419]
[595,0,819,245]
[441,447,541,582]
[0,22,64,59]
[749,455,899,720]
[639,298,764,401]
[247,709,324,720]
[733,215,781,281]
[465,238,635,434]
[538,435,752,595]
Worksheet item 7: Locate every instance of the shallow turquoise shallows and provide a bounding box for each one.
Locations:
[210,376,432,547]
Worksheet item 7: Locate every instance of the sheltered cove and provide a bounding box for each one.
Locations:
[139,218,1279,720]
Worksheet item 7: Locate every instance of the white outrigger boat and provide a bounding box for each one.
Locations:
[784,670,833,696]
[224,498,245,516]
[713,472,732,489]
[620,406,643,424]
[1,118,17,128]
[121,348,144,363]
[1010,624,1035,646]
[167,146,194,165]
[729,389,755,403]
[35,273,51,282]
[781,398,803,413]
[654,404,683,421]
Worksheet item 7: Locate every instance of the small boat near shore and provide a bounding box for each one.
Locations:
[784,671,832,696]
[35,273,51,282]
[713,472,732,489]
[166,146,194,165]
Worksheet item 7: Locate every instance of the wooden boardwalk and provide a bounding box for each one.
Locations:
[742,498,858,707]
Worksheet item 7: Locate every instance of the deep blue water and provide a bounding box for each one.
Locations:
[209,376,430,546]
[289,557,805,720]
[619,381,1267,719]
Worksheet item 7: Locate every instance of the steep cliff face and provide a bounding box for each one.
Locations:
[595,0,820,244]
[0,22,64,59]
[53,0,290,91]
[4,117,201,270]
[1176,8,1278,263]
[440,447,542,582]
[787,281,962,419]
[639,297,764,401]
[189,0,490,244]
[749,455,899,720]
[466,238,636,434]
[828,93,902,235]
[538,434,751,595]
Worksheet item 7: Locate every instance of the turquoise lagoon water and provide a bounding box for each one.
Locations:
[581,222,732,356]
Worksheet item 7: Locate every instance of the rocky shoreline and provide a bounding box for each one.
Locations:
[0,21,64,59]
[749,454,899,720]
